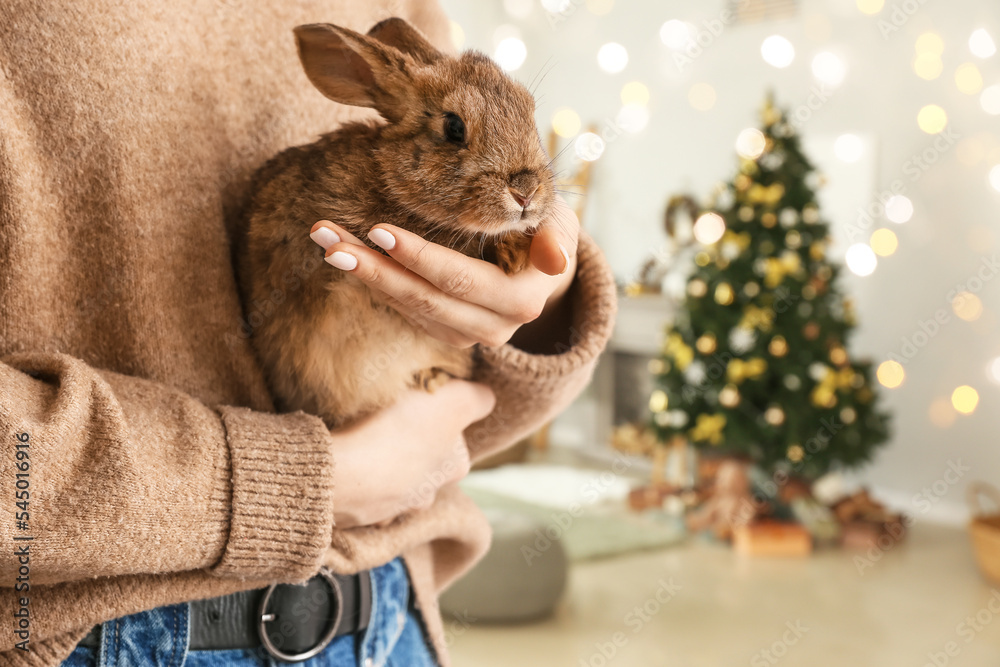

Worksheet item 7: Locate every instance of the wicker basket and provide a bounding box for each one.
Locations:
[968,482,1000,585]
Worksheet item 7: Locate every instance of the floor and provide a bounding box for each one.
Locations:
[448,523,1000,667]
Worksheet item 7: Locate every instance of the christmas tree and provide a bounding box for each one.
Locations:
[648,96,890,480]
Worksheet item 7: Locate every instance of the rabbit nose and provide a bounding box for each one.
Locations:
[509,186,538,210]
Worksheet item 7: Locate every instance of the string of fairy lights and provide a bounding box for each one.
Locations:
[449,0,1000,427]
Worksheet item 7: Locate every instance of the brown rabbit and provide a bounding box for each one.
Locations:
[241,18,555,428]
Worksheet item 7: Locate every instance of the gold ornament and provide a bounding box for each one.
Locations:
[743,282,761,298]
[689,413,726,445]
[747,182,785,206]
[802,284,817,300]
[740,305,775,332]
[761,212,777,228]
[688,279,708,298]
[764,406,785,425]
[787,444,805,462]
[719,384,741,408]
[735,174,752,191]
[768,335,789,357]
[722,230,752,251]
[811,385,837,408]
[649,389,669,413]
[727,357,768,384]
[829,346,848,366]
[840,406,857,424]
[810,366,856,408]
[696,333,718,355]
[786,230,802,248]
[715,283,735,305]
[738,205,755,221]
[803,322,820,340]
[664,333,694,371]
[810,242,826,261]
[695,251,711,266]
[764,251,802,288]
[802,205,820,223]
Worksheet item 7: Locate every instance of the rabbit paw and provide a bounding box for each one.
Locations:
[414,367,454,393]
[493,232,533,274]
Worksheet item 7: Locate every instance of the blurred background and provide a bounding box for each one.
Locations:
[434,0,1000,665]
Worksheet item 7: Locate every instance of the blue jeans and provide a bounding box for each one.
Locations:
[61,558,438,667]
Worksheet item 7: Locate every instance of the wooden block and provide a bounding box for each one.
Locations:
[733,521,813,557]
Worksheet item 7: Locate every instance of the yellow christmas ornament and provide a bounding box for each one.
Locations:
[768,335,789,357]
[664,333,694,370]
[739,305,775,332]
[727,357,768,384]
[718,384,741,408]
[735,174,752,191]
[649,389,669,413]
[715,282,735,305]
[746,182,785,206]
[689,413,726,445]
[721,230,752,251]
[696,333,718,354]
[809,241,826,261]
[787,444,805,462]
[810,366,855,408]
[763,252,802,288]
[829,346,848,366]
[761,212,777,228]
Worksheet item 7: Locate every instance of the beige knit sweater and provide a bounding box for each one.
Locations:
[0,1,617,665]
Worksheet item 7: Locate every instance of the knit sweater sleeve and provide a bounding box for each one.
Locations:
[466,231,618,461]
[0,354,336,587]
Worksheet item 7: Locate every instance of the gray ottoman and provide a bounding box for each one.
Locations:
[440,508,569,622]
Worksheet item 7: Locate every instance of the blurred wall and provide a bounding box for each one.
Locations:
[439,0,1000,523]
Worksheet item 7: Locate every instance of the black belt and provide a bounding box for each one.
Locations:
[78,568,371,663]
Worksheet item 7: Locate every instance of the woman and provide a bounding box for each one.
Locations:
[0,1,616,665]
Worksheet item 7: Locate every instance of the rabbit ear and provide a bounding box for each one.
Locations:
[367,18,443,66]
[294,23,410,120]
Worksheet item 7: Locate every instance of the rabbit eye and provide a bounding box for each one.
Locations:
[443,113,466,144]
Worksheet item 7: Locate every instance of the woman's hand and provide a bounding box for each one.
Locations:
[309,196,580,350]
[330,380,496,528]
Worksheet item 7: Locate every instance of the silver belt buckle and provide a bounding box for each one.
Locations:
[257,567,344,663]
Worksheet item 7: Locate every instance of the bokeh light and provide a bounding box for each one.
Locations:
[616,104,649,133]
[870,228,898,256]
[597,42,629,73]
[811,52,847,87]
[495,37,527,71]
[885,195,914,223]
[915,32,944,55]
[981,85,1000,115]
[449,21,465,50]
[988,357,1000,385]
[856,0,884,14]
[621,81,650,106]
[689,83,717,111]
[952,291,983,322]
[736,128,766,159]
[540,0,571,12]
[917,105,948,134]
[846,243,878,276]
[929,397,957,428]
[503,0,534,19]
[951,385,979,415]
[913,53,943,80]
[574,132,605,162]
[660,20,694,50]
[761,35,795,68]
[955,63,983,94]
[693,213,726,245]
[586,0,615,15]
[551,108,581,138]
[876,360,905,388]
[834,134,864,163]
[969,28,997,58]
[990,165,1000,192]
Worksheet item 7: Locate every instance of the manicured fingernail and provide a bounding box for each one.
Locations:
[310,227,340,249]
[368,228,396,250]
[558,243,570,275]
[326,251,358,271]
